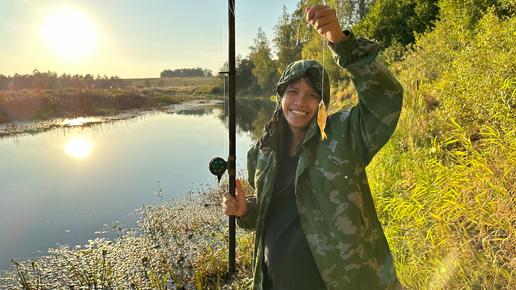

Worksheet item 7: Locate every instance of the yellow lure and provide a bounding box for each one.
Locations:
[317,100,328,140]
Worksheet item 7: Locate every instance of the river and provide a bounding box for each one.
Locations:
[0,99,275,270]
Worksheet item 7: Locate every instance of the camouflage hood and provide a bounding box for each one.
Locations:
[275,59,331,108]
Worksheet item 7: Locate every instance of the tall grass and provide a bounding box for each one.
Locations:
[366,5,516,289]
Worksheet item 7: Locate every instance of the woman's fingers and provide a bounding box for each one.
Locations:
[223,179,248,217]
[306,5,330,22]
[306,5,346,44]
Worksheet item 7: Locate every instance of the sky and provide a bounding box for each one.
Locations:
[0,0,302,79]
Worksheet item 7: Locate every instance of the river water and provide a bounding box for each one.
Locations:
[0,99,275,270]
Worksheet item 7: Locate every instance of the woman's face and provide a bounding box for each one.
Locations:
[281,77,321,136]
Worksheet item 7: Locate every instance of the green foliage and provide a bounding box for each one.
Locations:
[249,28,279,93]
[424,6,516,136]
[273,6,304,74]
[234,56,260,95]
[353,0,439,48]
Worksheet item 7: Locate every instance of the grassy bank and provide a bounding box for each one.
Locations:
[363,7,516,289]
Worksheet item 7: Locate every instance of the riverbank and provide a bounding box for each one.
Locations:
[0,98,222,138]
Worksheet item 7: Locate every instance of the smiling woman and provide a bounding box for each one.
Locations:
[40,8,98,60]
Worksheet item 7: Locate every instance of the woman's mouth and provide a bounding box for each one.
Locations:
[291,109,308,116]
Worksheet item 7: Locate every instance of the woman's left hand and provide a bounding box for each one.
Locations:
[222,179,248,217]
[306,5,346,44]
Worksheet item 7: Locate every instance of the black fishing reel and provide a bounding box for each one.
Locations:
[209,157,227,183]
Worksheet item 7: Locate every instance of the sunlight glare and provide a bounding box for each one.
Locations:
[65,138,93,158]
[40,8,98,60]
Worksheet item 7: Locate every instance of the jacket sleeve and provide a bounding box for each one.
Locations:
[236,143,259,230]
[329,30,403,165]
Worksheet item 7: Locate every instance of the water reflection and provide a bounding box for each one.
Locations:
[213,98,277,140]
[65,138,92,158]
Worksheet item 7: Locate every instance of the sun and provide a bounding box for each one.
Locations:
[40,8,98,60]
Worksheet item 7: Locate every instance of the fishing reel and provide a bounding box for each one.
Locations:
[208,157,227,183]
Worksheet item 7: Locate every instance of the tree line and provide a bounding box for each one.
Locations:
[160,67,213,78]
[1,67,216,91]
[0,70,126,91]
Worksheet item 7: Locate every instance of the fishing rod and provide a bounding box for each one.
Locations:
[209,0,236,274]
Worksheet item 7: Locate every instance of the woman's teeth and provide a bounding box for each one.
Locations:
[292,110,307,116]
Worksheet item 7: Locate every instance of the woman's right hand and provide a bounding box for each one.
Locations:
[306,5,346,44]
[223,178,248,217]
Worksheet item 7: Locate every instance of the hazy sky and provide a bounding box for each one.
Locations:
[0,0,301,78]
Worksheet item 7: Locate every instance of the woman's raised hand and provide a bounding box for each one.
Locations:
[223,179,248,217]
[306,5,346,44]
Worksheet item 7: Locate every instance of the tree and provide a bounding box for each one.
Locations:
[353,0,440,48]
[160,67,212,77]
[203,68,213,77]
[332,0,373,27]
[0,74,8,90]
[249,28,278,92]
[220,55,260,95]
[236,55,259,93]
[273,5,304,74]
[84,74,95,89]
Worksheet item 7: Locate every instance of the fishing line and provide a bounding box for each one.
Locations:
[321,34,326,102]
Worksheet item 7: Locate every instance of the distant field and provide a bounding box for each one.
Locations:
[123,76,220,89]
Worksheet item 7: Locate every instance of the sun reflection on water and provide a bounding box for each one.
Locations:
[60,117,102,126]
[65,138,92,158]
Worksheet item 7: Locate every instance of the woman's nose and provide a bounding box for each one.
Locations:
[296,94,309,105]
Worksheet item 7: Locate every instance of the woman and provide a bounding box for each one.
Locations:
[224,4,403,289]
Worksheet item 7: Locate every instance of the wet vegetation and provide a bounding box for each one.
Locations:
[2,183,255,289]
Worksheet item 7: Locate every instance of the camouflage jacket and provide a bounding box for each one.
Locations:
[238,30,403,290]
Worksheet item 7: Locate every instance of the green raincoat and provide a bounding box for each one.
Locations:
[238,30,403,290]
